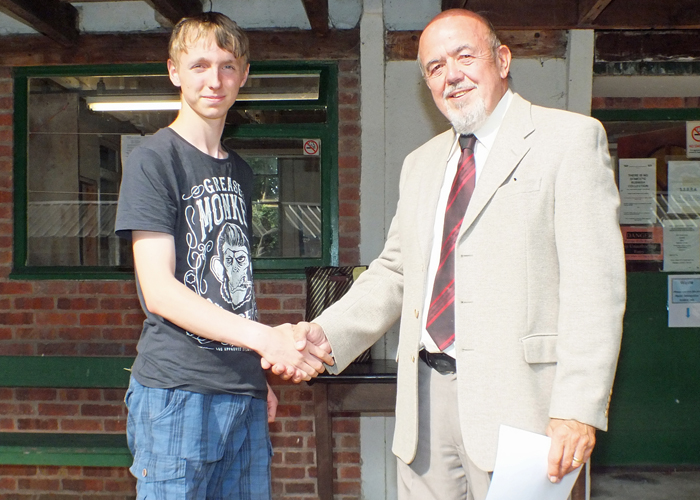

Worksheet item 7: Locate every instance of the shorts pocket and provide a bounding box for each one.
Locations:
[520,333,558,364]
[130,450,186,483]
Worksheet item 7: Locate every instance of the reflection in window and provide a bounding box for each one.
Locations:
[20,69,328,270]
[225,138,322,259]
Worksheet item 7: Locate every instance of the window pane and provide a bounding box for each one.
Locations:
[224,137,322,259]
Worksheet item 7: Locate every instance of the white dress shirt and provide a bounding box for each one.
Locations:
[420,89,514,357]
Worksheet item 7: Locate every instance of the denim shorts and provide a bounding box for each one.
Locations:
[125,376,272,500]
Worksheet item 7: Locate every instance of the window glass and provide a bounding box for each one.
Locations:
[16,66,333,276]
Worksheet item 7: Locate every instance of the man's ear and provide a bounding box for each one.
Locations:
[240,63,250,88]
[167,59,181,87]
[496,45,512,80]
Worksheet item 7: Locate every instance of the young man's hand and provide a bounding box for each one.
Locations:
[261,322,334,383]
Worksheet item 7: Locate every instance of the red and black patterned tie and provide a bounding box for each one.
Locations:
[426,134,477,350]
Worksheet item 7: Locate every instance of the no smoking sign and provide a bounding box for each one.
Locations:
[688,121,700,159]
[303,139,321,156]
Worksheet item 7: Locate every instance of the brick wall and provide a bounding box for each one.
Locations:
[0,54,363,500]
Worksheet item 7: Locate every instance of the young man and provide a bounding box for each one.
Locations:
[115,12,331,499]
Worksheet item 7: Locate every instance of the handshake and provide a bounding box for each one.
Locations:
[259,321,334,383]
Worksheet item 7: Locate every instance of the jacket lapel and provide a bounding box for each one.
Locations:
[416,130,456,264]
[459,94,535,238]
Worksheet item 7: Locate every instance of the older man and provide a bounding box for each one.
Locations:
[277,9,625,500]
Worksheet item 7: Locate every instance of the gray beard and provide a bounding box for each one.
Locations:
[445,96,488,135]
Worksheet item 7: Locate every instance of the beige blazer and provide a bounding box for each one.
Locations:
[314,93,626,472]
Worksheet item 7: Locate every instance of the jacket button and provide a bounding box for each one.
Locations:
[414,309,419,318]
[411,355,415,362]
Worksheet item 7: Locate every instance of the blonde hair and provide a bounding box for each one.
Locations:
[169,12,249,65]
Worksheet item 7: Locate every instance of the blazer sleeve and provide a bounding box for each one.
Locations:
[548,117,626,431]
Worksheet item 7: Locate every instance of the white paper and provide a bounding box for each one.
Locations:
[668,161,700,214]
[618,158,656,224]
[485,426,581,500]
[663,220,700,272]
[121,135,149,166]
[668,274,700,327]
[687,121,700,159]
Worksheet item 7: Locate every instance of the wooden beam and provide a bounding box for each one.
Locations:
[593,0,700,29]
[0,29,360,66]
[441,0,469,10]
[142,0,202,26]
[578,0,615,24]
[596,30,700,62]
[0,0,78,47]
[300,0,329,34]
[386,29,567,61]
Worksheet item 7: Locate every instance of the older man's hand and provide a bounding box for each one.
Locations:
[546,418,595,482]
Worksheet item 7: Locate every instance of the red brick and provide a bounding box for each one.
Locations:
[281,297,306,310]
[338,170,360,185]
[257,297,281,310]
[1,344,33,355]
[339,202,359,217]
[17,418,59,431]
[17,477,60,490]
[81,404,123,417]
[275,404,303,418]
[339,248,360,266]
[16,388,57,401]
[38,403,79,416]
[270,466,306,479]
[339,186,360,201]
[259,312,304,326]
[14,297,54,310]
[257,281,304,295]
[35,312,77,326]
[284,419,314,433]
[82,343,124,356]
[333,451,361,464]
[37,343,78,356]
[339,235,360,249]
[340,435,360,448]
[56,297,99,310]
[80,312,122,326]
[338,59,359,72]
[0,476,17,489]
[124,312,146,325]
[78,281,121,294]
[0,419,12,430]
[340,123,361,137]
[0,465,37,476]
[338,137,360,154]
[122,281,138,294]
[0,114,11,127]
[60,419,102,432]
[0,403,33,415]
[99,297,142,310]
[104,420,127,432]
[338,92,358,105]
[60,388,102,401]
[0,144,11,158]
[271,435,304,448]
[332,418,359,434]
[0,312,33,325]
[641,97,684,108]
[268,420,283,433]
[102,327,140,341]
[281,387,313,402]
[57,327,98,341]
[339,465,361,479]
[283,451,315,464]
[33,281,79,295]
[285,481,316,494]
[0,327,11,339]
[0,129,11,143]
[334,480,361,494]
[103,388,128,401]
[61,478,104,491]
[339,107,360,122]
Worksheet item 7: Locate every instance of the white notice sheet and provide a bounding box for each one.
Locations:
[485,425,582,500]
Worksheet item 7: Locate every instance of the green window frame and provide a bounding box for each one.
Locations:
[11,61,339,280]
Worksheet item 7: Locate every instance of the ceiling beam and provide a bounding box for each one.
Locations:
[142,0,202,26]
[300,0,329,34]
[593,0,700,28]
[578,0,615,24]
[0,0,79,47]
[441,0,469,10]
[596,30,700,61]
[386,29,567,61]
[0,29,360,66]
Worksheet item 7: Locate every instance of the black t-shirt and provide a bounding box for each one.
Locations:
[115,127,266,399]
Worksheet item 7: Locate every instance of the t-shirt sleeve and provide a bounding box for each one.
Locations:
[115,146,179,240]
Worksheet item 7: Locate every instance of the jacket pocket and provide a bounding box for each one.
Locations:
[520,333,558,364]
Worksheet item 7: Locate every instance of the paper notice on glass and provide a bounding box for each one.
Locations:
[121,135,149,167]
[687,121,700,159]
[668,274,700,327]
[668,161,700,214]
[618,159,656,224]
[485,426,581,500]
[663,220,700,272]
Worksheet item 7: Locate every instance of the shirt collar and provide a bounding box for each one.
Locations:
[449,88,514,155]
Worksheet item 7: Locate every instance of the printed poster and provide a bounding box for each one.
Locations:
[668,161,700,214]
[663,220,700,272]
[687,121,700,159]
[668,274,700,327]
[618,159,656,224]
